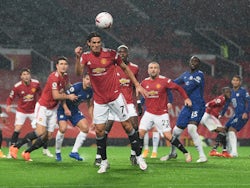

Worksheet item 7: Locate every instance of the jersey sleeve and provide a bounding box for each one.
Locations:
[6,86,17,105]
[166,89,173,103]
[167,78,188,99]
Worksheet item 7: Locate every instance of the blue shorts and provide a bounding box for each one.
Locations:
[176,105,205,129]
[225,114,248,132]
[57,107,85,127]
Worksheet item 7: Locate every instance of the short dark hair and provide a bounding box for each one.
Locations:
[232,75,242,81]
[222,86,231,93]
[83,72,89,78]
[87,32,101,42]
[56,56,68,64]
[20,68,31,75]
[190,56,201,63]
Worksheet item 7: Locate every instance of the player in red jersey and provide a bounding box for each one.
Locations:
[5,68,54,158]
[75,32,148,173]
[139,62,192,163]
[94,44,142,166]
[10,57,78,161]
[200,87,232,157]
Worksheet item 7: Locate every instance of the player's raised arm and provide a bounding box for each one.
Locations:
[75,46,84,76]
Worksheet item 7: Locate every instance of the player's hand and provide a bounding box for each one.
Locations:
[242,112,248,119]
[65,109,71,116]
[6,105,11,113]
[218,115,222,119]
[68,94,78,101]
[184,98,192,107]
[167,103,173,110]
[75,46,83,58]
[136,85,148,98]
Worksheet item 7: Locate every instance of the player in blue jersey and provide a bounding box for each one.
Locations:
[55,73,93,161]
[160,56,207,163]
[225,75,250,157]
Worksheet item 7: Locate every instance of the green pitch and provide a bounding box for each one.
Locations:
[1,146,250,188]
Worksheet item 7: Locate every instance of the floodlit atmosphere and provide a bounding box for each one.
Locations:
[0,0,250,187]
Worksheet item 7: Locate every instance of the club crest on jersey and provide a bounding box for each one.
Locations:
[31,88,36,93]
[156,84,161,89]
[100,58,107,64]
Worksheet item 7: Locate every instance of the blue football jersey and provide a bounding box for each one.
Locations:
[65,82,93,111]
[230,87,250,115]
[174,70,205,106]
[57,82,93,126]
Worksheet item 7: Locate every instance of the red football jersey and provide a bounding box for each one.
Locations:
[205,95,226,118]
[6,79,41,113]
[38,71,69,109]
[116,62,139,104]
[141,75,188,115]
[80,48,122,104]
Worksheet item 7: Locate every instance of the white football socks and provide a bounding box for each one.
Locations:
[72,131,87,153]
[228,131,238,156]
[187,124,206,158]
[143,132,149,150]
[171,126,183,154]
[55,131,64,153]
[152,131,160,153]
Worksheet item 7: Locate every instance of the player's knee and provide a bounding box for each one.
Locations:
[187,124,197,134]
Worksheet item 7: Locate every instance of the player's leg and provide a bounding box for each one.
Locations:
[0,130,6,158]
[151,129,160,158]
[163,131,192,163]
[55,120,67,161]
[187,123,207,162]
[69,118,89,161]
[95,119,113,166]
[23,107,57,161]
[188,107,207,163]
[10,111,27,145]
[153,113,191,163]
[142,131,149,158]
[159,126,184,161]
[93,102,110,173]
[22,124,47,161]
[128,114,139,164]
[112,94,147,171]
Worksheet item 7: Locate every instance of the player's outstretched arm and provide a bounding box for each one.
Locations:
[75,46,83,76]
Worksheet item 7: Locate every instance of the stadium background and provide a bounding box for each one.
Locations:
[0,0,249,147]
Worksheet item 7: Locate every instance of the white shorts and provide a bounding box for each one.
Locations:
[93,93,129,124]
[108,103,137,122]
[15,111,36,129]
[139,111,171,135]
[200,112,223,132]
[34,102,58,132]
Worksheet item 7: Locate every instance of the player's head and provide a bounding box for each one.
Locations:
[148,61,160,79]
[87,32,102,54]
[20,68,31,84]
[231,75,242,89]
[222,86,231,99]
[117,45,129,62]
[82,72,91,89]
[56,56,69,75]
[189,56,200,71]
